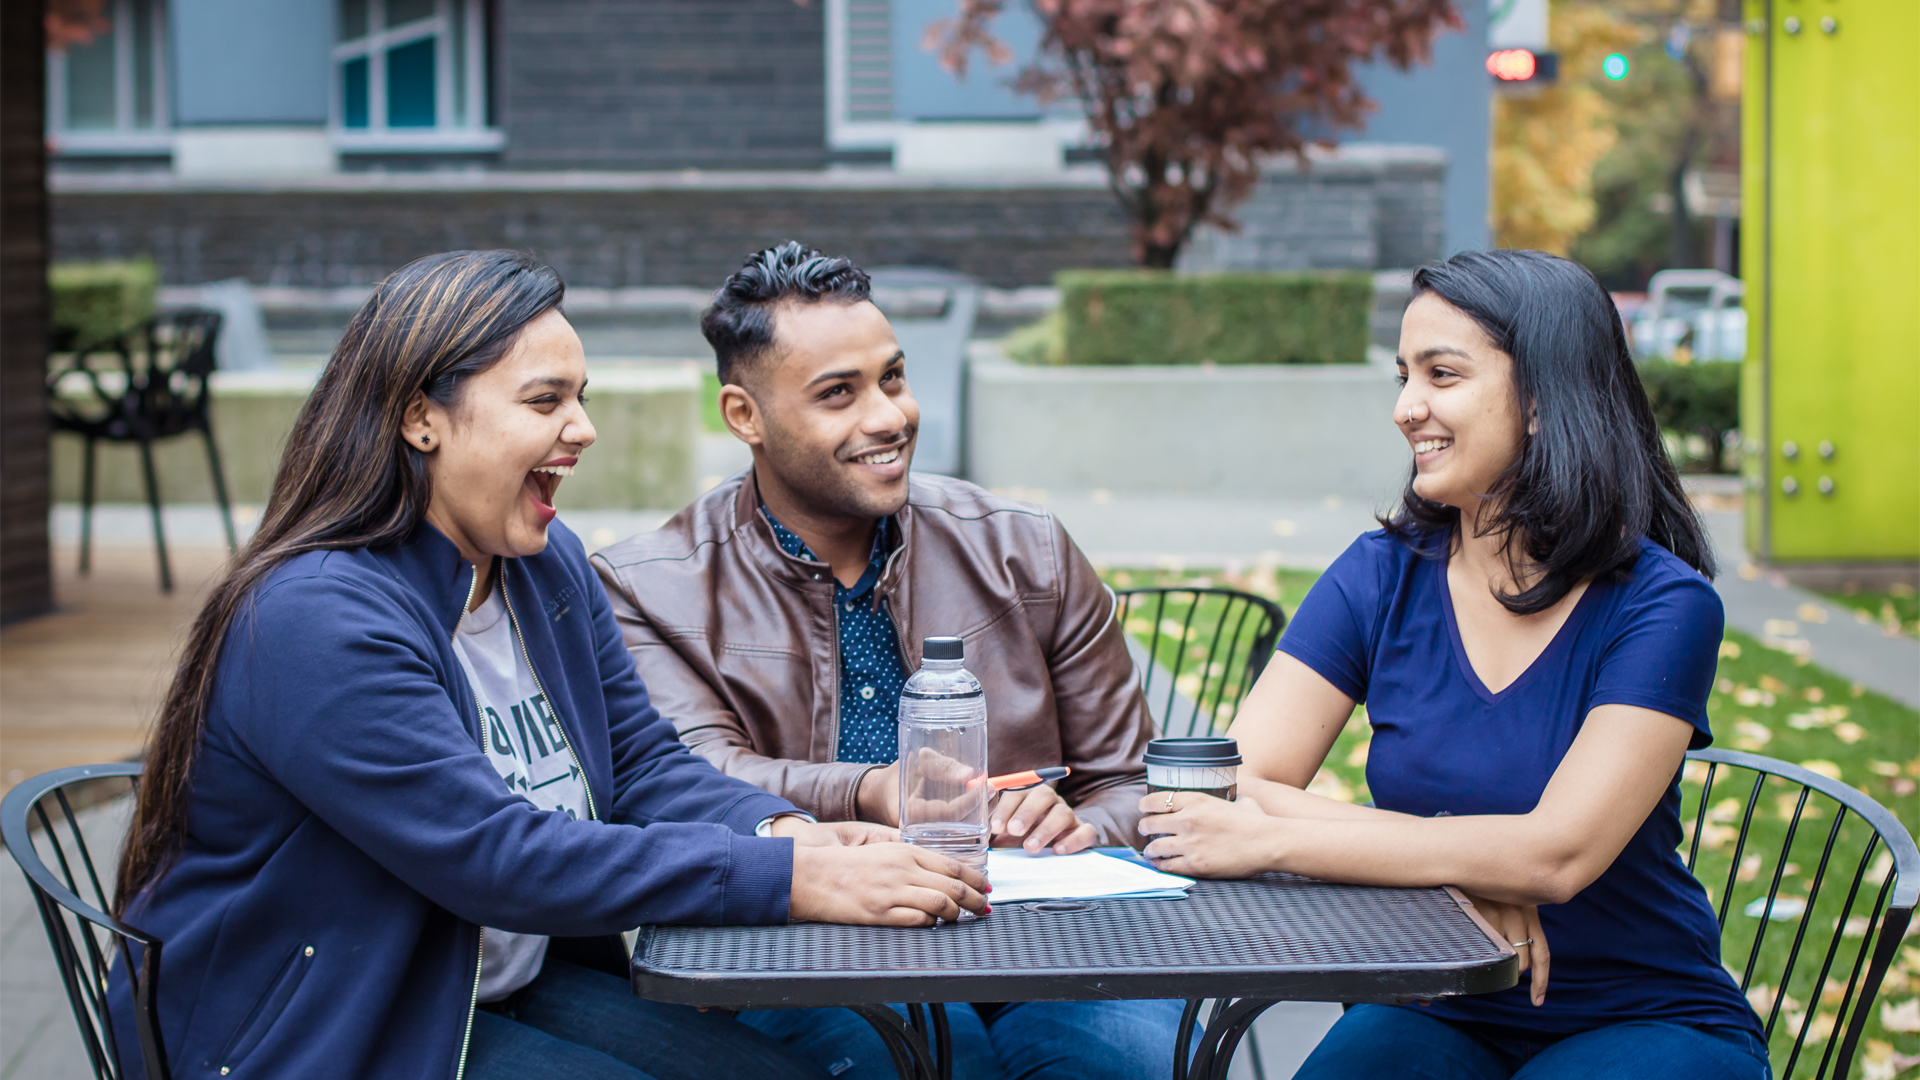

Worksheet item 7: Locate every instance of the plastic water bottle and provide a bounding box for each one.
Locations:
[897,636,989,874]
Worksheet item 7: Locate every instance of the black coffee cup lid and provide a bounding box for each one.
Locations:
[1143,737,1242,767]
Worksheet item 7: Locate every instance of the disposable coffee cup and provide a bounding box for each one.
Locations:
[1143,737,1243,803]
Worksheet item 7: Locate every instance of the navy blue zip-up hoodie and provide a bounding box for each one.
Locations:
[113,521,798,1080]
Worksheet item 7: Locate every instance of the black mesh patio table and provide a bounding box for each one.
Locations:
[632,874,1518,1080]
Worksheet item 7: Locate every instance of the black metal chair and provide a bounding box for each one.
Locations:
[1115,587,1288,738]
[1116,586,1287,1080]
[1,764,168,1080]
[48,309,237,592]
[1682,748,1918,1080]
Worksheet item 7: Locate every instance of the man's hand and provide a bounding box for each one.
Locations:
[990,784,1096,854]
[1136,790,1282,878]
[768,816,898,847]
[790,843,991,926]
[855,762,901,826]
[1461,891,1550,1005]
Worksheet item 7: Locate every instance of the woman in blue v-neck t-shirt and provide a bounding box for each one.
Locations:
[1138,250,1770,1080]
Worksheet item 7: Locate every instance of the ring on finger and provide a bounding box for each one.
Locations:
[1510,937,1534,948]
[1163,792,1175,812]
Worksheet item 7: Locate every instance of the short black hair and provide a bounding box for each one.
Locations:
[1382,248,1713,614]
[701,241,872,385]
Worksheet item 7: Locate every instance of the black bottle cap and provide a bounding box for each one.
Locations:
[922,636,964,661]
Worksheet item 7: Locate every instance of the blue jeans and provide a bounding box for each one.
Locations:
[468,958,829,1080]
[1293,1004,1773,1080]
[740,999,1189,1080]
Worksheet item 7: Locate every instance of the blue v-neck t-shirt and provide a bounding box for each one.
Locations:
[1279,528,1762,1040]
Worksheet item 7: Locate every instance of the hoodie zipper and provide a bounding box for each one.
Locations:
[454,563,485,1080]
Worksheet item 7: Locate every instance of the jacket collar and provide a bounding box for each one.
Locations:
[730,465,922,663]
[377,522,488,637]
[730,467,839,591]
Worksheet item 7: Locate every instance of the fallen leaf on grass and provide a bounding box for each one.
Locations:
[1882,998,1920,1033]
[1800,760,1843,781]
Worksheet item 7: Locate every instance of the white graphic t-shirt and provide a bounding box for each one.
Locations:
[451,583,590,1003]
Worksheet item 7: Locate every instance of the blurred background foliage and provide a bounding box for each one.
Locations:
[1498,0,1744,290]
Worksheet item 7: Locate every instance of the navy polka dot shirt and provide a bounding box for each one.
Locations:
[763,508,907,764]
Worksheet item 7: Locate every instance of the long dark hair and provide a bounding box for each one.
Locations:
[115,250,564,912]
[1382,248,1713,614]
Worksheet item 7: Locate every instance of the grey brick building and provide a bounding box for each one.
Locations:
[49,0,1488,288]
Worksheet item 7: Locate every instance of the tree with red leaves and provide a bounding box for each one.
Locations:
[46,0,110,49]
[932,0,1461,267]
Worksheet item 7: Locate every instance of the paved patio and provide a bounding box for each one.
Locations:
[2,486,1912,1077]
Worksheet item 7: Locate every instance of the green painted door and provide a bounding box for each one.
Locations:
[1741,0,1920,563]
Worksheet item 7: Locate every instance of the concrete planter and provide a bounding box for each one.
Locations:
[52,363,700,511]
[966,350,1412,502]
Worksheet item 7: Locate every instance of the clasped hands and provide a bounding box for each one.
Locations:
[1136,788,1551,1005]
[768,815,992,926]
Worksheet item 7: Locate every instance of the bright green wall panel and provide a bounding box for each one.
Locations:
[1744,0,1920,563]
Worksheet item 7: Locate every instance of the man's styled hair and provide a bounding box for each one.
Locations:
[702,241,872,386]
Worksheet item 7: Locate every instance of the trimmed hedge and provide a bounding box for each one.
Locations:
[50,258,158,349]
[1638,358,1740,472]
[1058,270,1372,365]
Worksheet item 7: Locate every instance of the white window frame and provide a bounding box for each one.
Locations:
[824,0,1086,160]
[825,0,901,150]
[329,0,501,152]
[46,0,172,155]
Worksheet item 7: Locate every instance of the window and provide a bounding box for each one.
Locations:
[333,0,495,147]
[46,0,170,152]
[826,0,897,147]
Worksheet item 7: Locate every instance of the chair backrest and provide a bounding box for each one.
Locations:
[127,310,223,435]
[1114,587,1288,738]
[1,764,168,1080]
[1681,748,1918,1080]
[46,310,223,440]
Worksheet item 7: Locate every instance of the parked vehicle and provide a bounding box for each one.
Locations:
[1631,269,1744,362]
[1690,278,1746,362]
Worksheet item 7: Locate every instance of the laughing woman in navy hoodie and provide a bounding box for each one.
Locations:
[110,250,988,1080]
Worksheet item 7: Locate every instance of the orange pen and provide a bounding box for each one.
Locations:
[967,766,1071,792]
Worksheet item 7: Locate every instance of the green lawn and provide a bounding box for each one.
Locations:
[1106,565,1920,1074]
[1819,584,1920,640]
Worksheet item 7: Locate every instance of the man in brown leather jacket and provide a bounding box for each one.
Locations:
[592,243,1178,1079]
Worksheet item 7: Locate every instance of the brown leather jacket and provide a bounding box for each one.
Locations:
[590,468,1153,846]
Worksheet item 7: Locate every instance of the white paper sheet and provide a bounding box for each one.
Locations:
[985,849,1195,903]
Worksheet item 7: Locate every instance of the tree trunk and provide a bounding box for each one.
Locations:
[1668,46,1711,270]
[1139,242,1180,269]
[1,0,54,623]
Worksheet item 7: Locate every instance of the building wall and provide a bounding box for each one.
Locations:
[1348,0,1490,254]
[52,177,1134,288]
[1179,148,1446,273]
[497,0,829,170]
[3,0,52,620]
[53,154,1447,288]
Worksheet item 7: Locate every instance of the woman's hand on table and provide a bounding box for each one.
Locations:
[768,817,899,846]
[789,844,990,926]
[1461,891,1550,1005]
[990,784,1096,854]
[1135,791,1282,878]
